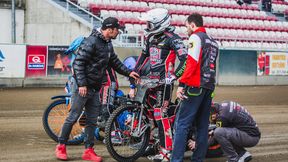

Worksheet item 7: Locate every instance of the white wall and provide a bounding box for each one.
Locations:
[0,9,24,44]
[24,0,91,45]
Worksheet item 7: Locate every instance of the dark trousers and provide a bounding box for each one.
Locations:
[213,127,260,162]
[171,87,212,162]
[59,77,101,148]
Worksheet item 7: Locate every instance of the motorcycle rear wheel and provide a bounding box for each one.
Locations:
[42,99,84,145]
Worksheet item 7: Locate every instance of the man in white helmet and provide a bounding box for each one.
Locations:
[130,8,188,162]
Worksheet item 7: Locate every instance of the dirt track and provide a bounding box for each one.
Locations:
[0,86,288,162]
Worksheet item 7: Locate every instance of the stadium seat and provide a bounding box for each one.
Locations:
[250,42,258,48]
[100,10,109,19]
[125,24,135,34]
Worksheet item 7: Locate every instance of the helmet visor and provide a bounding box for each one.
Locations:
[146,21,155,31]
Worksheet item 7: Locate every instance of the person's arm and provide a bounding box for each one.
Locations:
[178,34,202,87]
[170,37,188,79]
[109,50,132,77]
[129,39,150,87]
[109,46,139,80]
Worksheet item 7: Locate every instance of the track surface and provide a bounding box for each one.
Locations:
[0,86,288,162]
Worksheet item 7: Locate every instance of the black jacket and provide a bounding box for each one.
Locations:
[73,28,131,90]
[215,101,261,137]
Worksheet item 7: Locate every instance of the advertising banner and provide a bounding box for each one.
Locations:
[269,52,288,75]
[257,52,288,76]
[257,52,266,76]
[25,45,47,77]
[47,46,72,76]
[0,44,26,78]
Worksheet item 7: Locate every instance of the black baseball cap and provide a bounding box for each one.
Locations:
[102,17,124,30]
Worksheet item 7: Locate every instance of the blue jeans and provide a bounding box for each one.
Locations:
[171,87,212,162]
[59,77,101,148]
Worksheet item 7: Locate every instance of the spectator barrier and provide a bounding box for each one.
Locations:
[0,44,287,87]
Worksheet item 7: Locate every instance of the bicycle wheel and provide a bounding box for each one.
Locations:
[42,99,84,145]
[105,104,150,162]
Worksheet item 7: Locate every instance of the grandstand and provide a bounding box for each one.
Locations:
[0,0,287,49]
[1,0,287,86]
[64,0,288,49]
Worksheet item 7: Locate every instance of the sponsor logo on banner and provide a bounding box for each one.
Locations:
[28,55,45,69]
[0,50,5,62]
[0,50,5,72]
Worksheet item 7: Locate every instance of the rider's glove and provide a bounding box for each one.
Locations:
[129,84,136,89]
[165,74,176,84]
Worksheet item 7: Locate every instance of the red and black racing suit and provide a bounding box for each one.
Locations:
[99,67,119,123]
[133,27,187,151]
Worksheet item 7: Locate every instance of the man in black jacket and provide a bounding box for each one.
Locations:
[55,17,139,162]
[210,101,261,162]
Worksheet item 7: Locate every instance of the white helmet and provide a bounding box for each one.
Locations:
[139,8,171,36]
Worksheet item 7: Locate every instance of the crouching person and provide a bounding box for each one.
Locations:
[210,101,261,162]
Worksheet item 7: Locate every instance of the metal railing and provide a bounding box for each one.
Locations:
[114,34,144,47]
[65,0,103,29]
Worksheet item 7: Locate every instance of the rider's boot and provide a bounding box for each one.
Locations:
[143,144,157,156]
[55,144,67,160]
[148,148,171,162]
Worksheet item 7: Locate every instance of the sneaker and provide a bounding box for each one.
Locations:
[55,144,67,160]
[238,151,252,162]
[82,148,102,162]
[147,150,170,162]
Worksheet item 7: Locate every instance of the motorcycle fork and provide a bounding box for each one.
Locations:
[131,105,149,137]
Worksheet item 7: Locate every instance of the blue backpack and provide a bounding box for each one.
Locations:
[64,36,85,94]
[64,36,85,64]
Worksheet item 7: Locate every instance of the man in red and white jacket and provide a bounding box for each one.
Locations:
[171,13,219,162]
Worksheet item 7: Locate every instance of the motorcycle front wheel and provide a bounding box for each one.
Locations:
[105,104,150,162]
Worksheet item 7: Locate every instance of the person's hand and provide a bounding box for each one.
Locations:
[187,139,196,151]
[129,88,136,98]
[129,71,140,80]
[165,75,176,84]
[78,86,87,97]
[176,87,188,100]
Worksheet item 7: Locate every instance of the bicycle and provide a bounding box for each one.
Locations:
[42,93,85,145]
[42,82,129,145]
